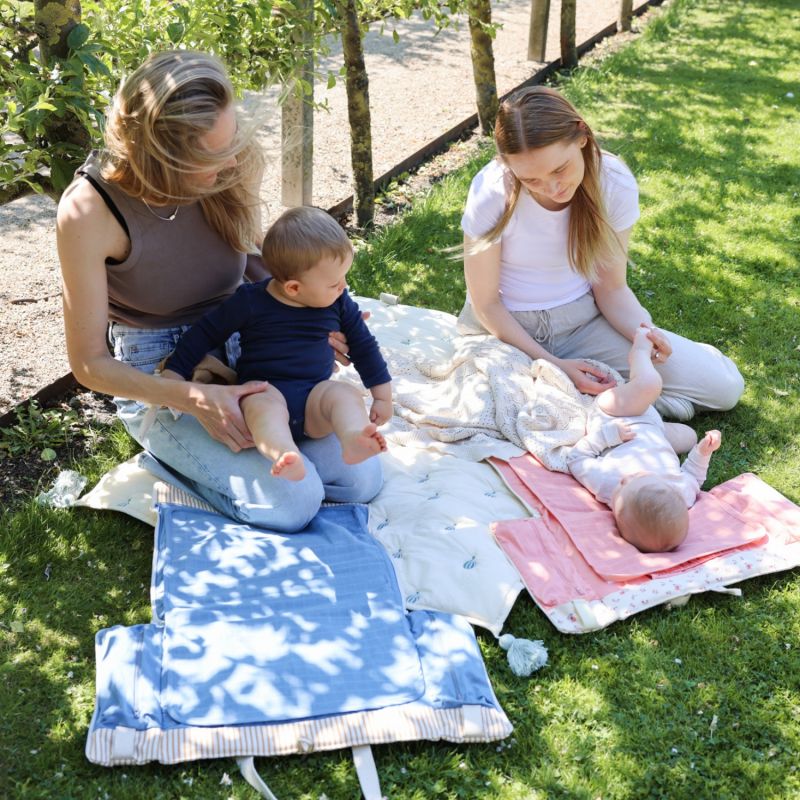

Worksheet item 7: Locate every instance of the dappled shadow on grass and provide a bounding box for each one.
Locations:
[0,503,155,790]
[596,32,799,298]
[483,572,800,799]
[578,2,800,495]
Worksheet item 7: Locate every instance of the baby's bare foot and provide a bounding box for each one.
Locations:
[271,451,305,481]
[632,325,654,353]
[341,424,387,465]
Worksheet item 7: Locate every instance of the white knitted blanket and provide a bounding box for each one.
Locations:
[384,333,607,470]
[334,298,623,469]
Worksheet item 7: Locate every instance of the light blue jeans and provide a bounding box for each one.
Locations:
[109,323,384,532]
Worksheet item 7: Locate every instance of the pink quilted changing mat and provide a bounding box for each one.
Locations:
[491,455,800,630]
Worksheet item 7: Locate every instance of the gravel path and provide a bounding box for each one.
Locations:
[0,0,651,415]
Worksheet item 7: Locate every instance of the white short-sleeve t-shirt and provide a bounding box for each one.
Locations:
[461,153,640,311]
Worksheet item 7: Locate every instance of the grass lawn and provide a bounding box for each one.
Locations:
[2,0,799,797]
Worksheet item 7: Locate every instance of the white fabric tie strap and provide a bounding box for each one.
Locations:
[461,704,485,738]
[352,745,383,800]
[109,726,136,762]
[237,757,279,800]
[710,585,743,597]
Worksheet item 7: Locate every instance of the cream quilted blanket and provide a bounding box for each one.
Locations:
[351,298,618,471]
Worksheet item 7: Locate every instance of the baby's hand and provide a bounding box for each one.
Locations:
[369,398,393,426]
[616,421,636,442]
[697,429,722,457]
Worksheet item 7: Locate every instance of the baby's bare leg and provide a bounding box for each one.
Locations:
[597,327,663,417]
[304,380,387,465]
[241,388,305,481]
[663,422,698,454]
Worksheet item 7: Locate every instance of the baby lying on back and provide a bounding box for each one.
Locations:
[567,326,721,553]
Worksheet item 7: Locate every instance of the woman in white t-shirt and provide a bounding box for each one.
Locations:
[459,86,743,421]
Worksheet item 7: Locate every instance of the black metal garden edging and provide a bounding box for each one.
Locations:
[0,0,662,429]
[326,0,662,219]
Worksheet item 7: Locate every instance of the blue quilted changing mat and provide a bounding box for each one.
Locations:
[87,503,512,767]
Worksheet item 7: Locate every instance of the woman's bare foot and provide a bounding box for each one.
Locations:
[270,450,305,481]
[340,423,387,464]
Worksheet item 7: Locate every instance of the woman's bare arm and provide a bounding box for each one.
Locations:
[56,179,265,451]
[591,227,672,362]
[590,228,653,339]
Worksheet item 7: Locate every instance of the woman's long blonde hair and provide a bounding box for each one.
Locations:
[475,86,622,281]
[102,50,263,253]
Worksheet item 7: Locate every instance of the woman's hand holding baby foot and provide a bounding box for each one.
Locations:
[643,324,672,365]
[697,429,722,457]
[341,424,387,465]
[271,451,306,481]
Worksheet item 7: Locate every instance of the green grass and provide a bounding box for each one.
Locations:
[2,0,800,797]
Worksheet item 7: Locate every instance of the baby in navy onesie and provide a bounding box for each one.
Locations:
[566,325,722,553]
[164,206,392,481]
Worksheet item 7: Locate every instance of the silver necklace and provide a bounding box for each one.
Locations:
[143,198,180,222]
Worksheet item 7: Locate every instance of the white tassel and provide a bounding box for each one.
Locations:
[499,633,548,677]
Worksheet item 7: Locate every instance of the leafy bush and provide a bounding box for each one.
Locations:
[0,0,469,199]
[1,3,107,195]
[0,0,335,197]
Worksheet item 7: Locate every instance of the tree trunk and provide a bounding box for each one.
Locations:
[618,0,634,32]
[468,0,498,135]
[338,0,374,228]
[527,0,551,62]
[560,0,577,69]
[281,0,314,207]
[34,0,80,60]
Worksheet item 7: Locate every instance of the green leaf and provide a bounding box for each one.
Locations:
[67,23,91,51]
[50,158,75,194]
[166,22,185,43]
[78,52,111,77]
[326,72,336,89]
[10,621,24,634]
[32,99,57,111]
[40,448,57,462]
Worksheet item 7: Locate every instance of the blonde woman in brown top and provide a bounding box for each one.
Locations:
[57,51,383,532]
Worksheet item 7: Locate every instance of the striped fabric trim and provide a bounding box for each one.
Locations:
[153,482,215,511]
[153,486,364,515]
[86,704,512,766]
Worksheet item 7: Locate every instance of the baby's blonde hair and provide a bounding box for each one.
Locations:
[261,206,353,282]
[616,481,689,553]
[102,50,263,253]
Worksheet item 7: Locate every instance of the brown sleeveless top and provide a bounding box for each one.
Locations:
[78,152,246,327]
